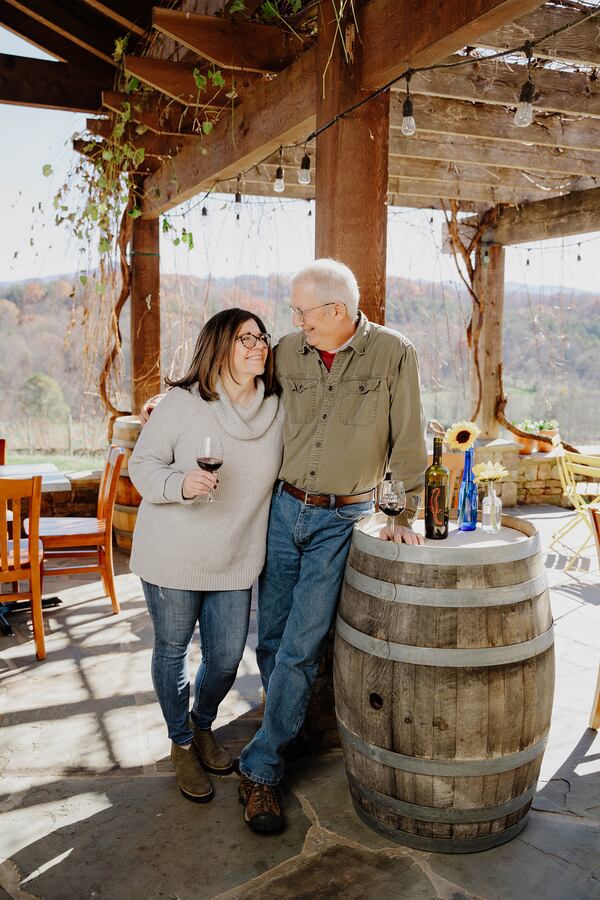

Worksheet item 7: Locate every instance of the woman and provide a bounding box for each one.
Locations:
[129,308,283,803]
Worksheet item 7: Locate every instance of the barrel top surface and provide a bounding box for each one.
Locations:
[354,513,538,565]
[114,415,142,429]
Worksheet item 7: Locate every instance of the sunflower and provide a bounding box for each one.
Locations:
[444,420,480,451]
[473,461,509,484]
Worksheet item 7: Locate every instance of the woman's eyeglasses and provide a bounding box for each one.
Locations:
[235,332,271,349]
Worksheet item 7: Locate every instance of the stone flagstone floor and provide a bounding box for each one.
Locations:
[0,505,599,899]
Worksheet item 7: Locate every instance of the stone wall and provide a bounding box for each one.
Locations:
[40,471,101,518]
[473,440,570,507]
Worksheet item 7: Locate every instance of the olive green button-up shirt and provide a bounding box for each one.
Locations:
[275,312,427,522]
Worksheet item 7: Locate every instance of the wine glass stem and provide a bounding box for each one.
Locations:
[388,515,395,539]
[207,489,214,503]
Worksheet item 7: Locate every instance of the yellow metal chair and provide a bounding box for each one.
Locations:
[551,446,600,572]
[588,505,600,730]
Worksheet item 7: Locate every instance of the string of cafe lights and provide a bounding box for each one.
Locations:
[165,3,600,216]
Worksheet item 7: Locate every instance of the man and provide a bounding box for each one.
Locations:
[238,258,427,834]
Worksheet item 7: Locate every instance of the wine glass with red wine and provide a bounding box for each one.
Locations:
[196,436,224,503]
[378,479,406,538]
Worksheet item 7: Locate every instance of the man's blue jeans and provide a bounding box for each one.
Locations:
[142,581,251,745]
[239,483,374,785]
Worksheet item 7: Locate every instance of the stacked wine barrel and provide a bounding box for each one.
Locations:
[112,416,142,551]
[334,515,554,853]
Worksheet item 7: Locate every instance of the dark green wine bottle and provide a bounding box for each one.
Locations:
[425,436,449,539]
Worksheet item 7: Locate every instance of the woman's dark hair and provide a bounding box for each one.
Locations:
[165,307,278,401]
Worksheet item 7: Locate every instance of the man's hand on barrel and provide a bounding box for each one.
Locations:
[378,524,424,546]
[140,393,166,426]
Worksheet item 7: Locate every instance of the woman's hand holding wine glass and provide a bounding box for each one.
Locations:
[182,437,223,502]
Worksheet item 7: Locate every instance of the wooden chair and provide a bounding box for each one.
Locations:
[426,452,464,509]
[25,446,125,614]
[589,504,600,730]
[550,447,600,572]
[0,476,45,660]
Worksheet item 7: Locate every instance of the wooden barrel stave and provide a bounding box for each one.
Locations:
[334,514,554,852]
[112,415,142,552]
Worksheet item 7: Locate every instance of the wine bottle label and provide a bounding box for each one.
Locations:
[427,486,446,527]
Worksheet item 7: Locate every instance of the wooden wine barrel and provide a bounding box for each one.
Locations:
[334,513,554,853]
[112,415,142,552]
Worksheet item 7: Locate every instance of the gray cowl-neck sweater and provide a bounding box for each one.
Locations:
[128,381,284,591]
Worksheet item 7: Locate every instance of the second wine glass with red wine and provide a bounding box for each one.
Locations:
[196,436,224,503]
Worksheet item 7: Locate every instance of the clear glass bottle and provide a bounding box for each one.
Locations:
[482,482,502,533]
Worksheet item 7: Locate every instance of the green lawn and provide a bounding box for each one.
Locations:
[6,452,105,472]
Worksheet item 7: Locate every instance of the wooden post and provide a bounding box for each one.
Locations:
[131,217,161,413]
[472,242,505,439]
[314,7,389,324]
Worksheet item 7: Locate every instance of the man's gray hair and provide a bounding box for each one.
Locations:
[291,258,360,317]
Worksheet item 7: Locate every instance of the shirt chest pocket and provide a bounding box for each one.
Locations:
[284,376,319,425]
[338,378,382,427]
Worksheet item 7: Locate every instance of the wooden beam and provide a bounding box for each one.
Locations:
[472,242,505,439]
[484,186,600,244]
[316,4,389,324]
[0,0,110,66]
[131,216,161,412]
[390,94,600,154]
[152,8,305,73]
[389,132,600,179]
[4,0,121,65]
[81,0,153,37]
[407,54,600,119]
[124,55,256,106]
[86,116,198,156]
[358,0,545,89]
[141,46,317,216]
[0,54,104,112]
[477,5,600,68]
[102,91,208,135]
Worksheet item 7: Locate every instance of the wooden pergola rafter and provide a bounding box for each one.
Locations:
[1,0,599,430]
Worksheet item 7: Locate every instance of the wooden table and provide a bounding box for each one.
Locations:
[0,463,71,493]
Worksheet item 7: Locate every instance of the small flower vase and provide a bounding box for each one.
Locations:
[457,447,478,531]
[482,482,502,533]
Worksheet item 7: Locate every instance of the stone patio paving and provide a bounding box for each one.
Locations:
[0,505,598,899]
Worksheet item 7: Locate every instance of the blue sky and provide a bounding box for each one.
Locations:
[1,26,599,293]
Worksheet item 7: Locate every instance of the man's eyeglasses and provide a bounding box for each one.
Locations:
[235,332,271,349]
[289,301,338,322]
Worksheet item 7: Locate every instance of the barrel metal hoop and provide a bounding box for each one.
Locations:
[345,566,548,608]
[114,438,137,449]
[352,522,540,566]
[352,800,529,853]
[347,771,536,823]
[114,504,140,514]
[337,717,548,775]
[336,615,554,667]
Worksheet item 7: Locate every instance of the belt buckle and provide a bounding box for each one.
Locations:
[304,490,319,507]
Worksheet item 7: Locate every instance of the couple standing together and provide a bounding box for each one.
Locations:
[128,258,427,834]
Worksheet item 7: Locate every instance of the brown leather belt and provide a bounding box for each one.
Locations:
[281,481,375,509]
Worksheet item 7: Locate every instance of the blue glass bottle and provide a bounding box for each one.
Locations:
[457,447,478,531]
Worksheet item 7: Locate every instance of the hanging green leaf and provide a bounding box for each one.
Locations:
[96,282,106,295]
[113,35,129,62]
[42,164,53,177]
[208,67,226,88]
[193,68,207,92]
[113,122,125,139]
[173,237,181,246]
[125,76,140,94]
[120,101,131,123]
[98,236,111,254]
[133,147,146,166]
[229,0,245,12]
[102,148,114,161]
[135,123,148,135]
[162,218,171,233]
[128,207,142,219]
[80,274,88,285]
[201,120,213,135]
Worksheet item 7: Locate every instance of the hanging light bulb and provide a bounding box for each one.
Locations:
[400,71,416,137]
[298,152,311,185]
[235,175,242,206]
[201,206,208,217]
[273,147,285,193]
[514,44,535,128]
